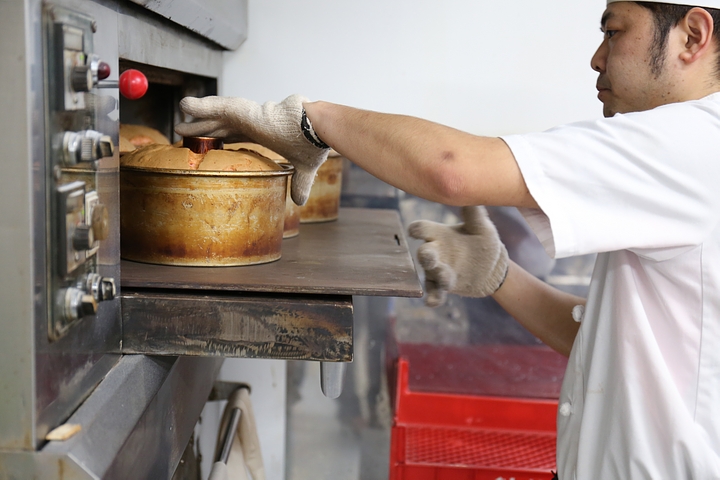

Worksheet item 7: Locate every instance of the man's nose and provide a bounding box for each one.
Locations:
[591,42,607,73]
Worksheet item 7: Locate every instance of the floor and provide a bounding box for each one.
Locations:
[285,294,395,480]
[285,360,392,480]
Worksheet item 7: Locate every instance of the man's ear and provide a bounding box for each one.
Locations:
[679,7,715,64]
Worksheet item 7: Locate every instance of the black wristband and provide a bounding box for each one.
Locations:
[301,108,330,149]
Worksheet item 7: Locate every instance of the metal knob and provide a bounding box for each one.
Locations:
[71,65,93,92]
[62,130,115,165]
[79,294,98,317]
[83,274,116,302]
[59,288,98,323]
[72,224,94,251]
[98,277,116,301]
[96,135,114,159]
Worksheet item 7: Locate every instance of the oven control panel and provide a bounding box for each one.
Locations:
[44,5,117,340]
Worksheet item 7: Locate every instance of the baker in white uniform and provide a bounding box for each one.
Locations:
[176,1,720,477]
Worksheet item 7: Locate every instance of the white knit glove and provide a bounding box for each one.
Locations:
[174,95,330,205]
[408,206,509,307]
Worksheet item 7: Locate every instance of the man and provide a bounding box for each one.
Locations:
[176,1,720,477]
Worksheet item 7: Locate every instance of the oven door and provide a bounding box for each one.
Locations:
[128,0,247,50]
[0,0,228,477]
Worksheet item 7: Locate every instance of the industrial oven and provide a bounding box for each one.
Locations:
[0,1,421,478]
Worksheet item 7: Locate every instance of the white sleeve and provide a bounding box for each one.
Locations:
[501,100,720,259]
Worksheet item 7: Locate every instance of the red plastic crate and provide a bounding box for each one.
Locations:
[390,357,558,480]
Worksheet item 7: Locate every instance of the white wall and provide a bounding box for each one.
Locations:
[221,0,608,135]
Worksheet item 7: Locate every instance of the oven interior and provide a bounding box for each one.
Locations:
[119,60,217,143]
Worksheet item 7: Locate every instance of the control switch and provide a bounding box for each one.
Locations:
[62,130,114,166]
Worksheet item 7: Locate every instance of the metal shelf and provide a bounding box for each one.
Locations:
[120,208,422,360]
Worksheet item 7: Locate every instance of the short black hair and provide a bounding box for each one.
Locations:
[635,2,720,77]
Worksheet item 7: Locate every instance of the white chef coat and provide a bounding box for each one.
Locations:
[501,92,720,479]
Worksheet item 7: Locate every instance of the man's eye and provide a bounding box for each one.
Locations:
[605,30,617,39]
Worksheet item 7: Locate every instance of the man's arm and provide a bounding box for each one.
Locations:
[308,103,582,354]
[493,260,584,356]
[304,101,539,209]
[408,206,582,357]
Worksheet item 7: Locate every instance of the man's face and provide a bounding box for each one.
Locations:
[591,2,676,117]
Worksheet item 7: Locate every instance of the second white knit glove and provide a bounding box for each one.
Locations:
[408,206,509,307]
[174,94,330,205]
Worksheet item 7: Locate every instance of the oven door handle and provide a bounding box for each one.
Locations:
[208,406,243,480]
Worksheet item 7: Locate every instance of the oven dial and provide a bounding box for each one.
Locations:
[62,130,114,165]
[58,287,98,324]
[71,55,112,92]
[72,224,94,251]
[71,65,93,92]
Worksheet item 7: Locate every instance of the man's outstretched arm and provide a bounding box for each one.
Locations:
[304,101,538,209]
[176,95,537,209]
[308,101,583,353]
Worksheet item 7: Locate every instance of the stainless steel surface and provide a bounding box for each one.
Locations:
[0,0,123,451]
[0,355,222,479]
[128,0,248,50]
[121,291,354,361]
[118,2,223,79]
[320,361,348,399]
[0,0,40,451]
[0,0,231,476]
[121,208,423,297]
[39,0,123,439]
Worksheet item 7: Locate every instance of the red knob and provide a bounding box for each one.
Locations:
[97,62,111,81]
[119,69,148,100]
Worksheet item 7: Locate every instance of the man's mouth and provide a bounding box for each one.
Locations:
[596,77,611,93]
[596,80,611,101]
